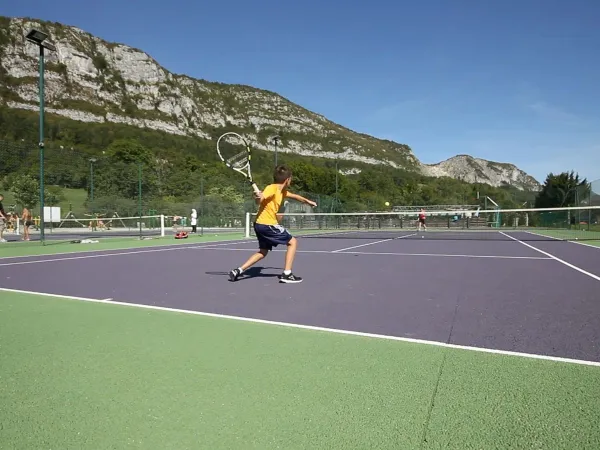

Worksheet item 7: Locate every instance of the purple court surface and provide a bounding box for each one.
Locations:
[1,234,599,363]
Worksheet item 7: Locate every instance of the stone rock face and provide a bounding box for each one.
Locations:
[0,17,540,190]
[422,155,540,190]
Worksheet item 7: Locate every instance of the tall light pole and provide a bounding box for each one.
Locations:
[271,134,280,167]
[335,158,339,213]
[138,162,143,237]
[26,28,56,244]
[89,158,97,203]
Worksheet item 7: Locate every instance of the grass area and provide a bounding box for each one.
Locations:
[1,187,89,217]
[1,292,599,449]
[0,232,246,258]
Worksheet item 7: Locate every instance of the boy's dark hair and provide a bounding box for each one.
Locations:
[273,165,292,183]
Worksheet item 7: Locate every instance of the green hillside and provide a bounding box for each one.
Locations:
[0,105,535,222]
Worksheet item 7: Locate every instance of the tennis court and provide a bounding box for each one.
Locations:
[1,215,600,449]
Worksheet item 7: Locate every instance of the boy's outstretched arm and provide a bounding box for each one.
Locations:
[285,192,317,207]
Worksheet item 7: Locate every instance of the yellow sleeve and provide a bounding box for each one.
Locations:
[261,184,276,202]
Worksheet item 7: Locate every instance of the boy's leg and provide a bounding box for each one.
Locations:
[280,237,303,283]
[229,224,272,281]
[241,248,269,271]
[283,237,297,272]
[229,248,268,281]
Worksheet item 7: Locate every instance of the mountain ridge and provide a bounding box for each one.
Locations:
[423,155,540,190]
[0,16,540,190]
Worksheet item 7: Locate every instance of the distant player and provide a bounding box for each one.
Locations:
[229,165,317,283]
[21,206,33,241]
[0,194,7,243]
[417,208,427,231]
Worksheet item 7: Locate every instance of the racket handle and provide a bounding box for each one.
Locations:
[251,183,260,194]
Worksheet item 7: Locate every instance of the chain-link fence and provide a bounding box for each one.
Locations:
[0,139,257,239]
[0,139,380,225]
[590,178,600,207]
[4,137,596,242]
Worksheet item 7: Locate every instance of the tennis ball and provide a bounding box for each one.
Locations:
[385,201,390,206]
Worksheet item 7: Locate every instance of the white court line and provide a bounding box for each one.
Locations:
[523,231,600,250]
[500,232,600,282]
[331,233,417,253]
[1,286,598,368]
[0,236,250,261]
[568,241,600,250]
[194,246,552,260]
[0,239,251,267]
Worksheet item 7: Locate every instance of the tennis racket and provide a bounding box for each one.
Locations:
[216,132,260,195]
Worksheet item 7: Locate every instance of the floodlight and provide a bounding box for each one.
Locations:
[26,28,56,51]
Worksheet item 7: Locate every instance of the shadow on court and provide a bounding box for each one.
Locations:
[206,266,282,281]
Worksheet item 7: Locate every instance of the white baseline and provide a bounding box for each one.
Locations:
[0,286,598,368]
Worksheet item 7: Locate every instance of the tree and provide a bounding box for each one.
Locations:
[9,175,65,210]
[93,139,159,201]
[10,174,39,208]
[45,186,65,205]
[534,171,588,209]
[105,138,153,165]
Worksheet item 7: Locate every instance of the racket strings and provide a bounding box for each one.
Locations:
[227,149,249,168]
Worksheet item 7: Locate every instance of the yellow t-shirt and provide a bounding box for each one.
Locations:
[255,184,286,225]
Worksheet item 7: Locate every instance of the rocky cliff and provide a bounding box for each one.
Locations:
[423,155,541,190]
[0,16,540,190]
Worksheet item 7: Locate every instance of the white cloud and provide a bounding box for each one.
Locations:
[527,101,587,126]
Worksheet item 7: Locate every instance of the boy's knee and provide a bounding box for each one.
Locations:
[287,237,297,246]
[259,248,269,256]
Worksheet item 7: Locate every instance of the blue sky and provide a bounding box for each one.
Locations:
[4,0,600,182]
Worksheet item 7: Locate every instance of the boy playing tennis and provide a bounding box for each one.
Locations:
[229,165,316,283]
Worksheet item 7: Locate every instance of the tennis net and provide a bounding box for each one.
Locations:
[245,206,600,241]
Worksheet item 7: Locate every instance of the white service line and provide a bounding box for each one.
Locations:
[500,232,600,282]
[1,286,599,368]
[193,246,551,260]
[331,233,417,253]
[187,240,254,249]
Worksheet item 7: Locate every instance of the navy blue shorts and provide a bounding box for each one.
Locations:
[254,223,293,251]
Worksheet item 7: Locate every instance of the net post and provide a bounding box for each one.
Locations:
[160,214,165,237]
[245,212,250,238]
